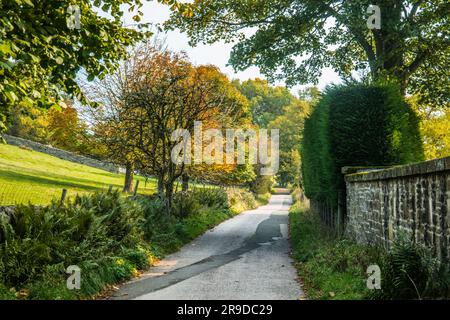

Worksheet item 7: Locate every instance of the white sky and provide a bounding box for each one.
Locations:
[123,2,342,96]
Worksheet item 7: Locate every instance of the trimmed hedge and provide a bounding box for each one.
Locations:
[301,83,424,209]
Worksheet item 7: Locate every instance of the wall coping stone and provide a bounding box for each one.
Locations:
[344,156,450,182]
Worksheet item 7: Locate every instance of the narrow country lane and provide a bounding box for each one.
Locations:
[110,192,303,300]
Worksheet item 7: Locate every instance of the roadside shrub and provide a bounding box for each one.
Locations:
[180,206,231,242]
[0,283,16,300]
[251,175,274,195]
[73,191,143,245]
[302,83,424,210]
[192,188,229,209]
[0,191,145,291]
[170,188,230,218]
[171,192,202,218]
[0,185,261,299]
[301,100,333,205]
[121,247,150,270]
[255,192,270,205]
[226,188,257,213]
[369,237,450,300]
[78,257,136,297]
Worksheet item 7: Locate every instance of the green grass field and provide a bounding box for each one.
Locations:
[0,144,157,205]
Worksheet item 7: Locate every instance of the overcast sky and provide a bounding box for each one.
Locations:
[120,2,342,96]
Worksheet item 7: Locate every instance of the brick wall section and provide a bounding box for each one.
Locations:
[3,134,121,174]
[345,157,450,260]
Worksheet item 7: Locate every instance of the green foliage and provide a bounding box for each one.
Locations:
[289,199,383,300]
[0,190,152,300]
[301,83,424,208]
[0,283,16,300]
[0,0,154,137]
[171,187,230,218]
[370,237,450,300]
[233,78,296,127]
[7,103,50,143]
[0,174,261,299]
[0,191,143,288]
[301,98,334,205]
[268,100,310,186]
[410,96,450,160]
[250,174,274,195]
[226,188,259,213]
[166,0,450,108]
[187,188,229,209]
[254,192,271,206]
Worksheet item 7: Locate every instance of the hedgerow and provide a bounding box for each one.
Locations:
[301,83,424,210]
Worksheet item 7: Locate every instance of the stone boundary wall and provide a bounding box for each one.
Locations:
[3,134,121,174]
[345,157,450,260]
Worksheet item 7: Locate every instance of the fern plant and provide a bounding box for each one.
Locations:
[369,236,450,300]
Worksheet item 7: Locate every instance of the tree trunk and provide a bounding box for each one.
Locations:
[157,175,165,200]
[122,162,134,193]
[165,181,174,214]
[374,0,406,95]
[182,174,189,193]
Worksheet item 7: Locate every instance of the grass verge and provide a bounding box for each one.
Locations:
[289,199,383,300]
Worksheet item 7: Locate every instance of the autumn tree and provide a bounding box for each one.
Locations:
[166,0,449,108]
[45,104,91,154]
[409,96,450,160]
[181,79,254,191]
[113,45,244,209]
[82,44,152,193]
[6,103,49,143]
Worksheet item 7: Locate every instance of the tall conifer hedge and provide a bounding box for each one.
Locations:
[301,83,424,209]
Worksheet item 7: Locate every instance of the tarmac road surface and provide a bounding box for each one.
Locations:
[110,193,303,300]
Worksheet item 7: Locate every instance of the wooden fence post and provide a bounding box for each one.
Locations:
[133,180,140,197]
[337,189,345,237]
[60,189,67,204]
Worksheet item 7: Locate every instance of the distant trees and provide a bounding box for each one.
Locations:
[232,78,311,187]
[420,109,450,160]
[7,101,95,156]
[46,105,91,154]
[7,103,49,143]
[409,97,450,160]
[268,101,310,187]
[233,79,295,128]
